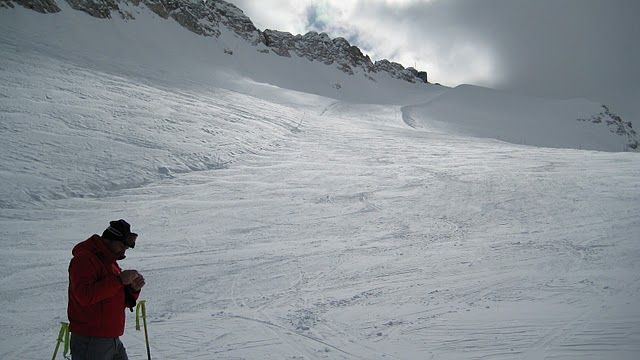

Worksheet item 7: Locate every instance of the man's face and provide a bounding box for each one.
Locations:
[107,239,129,260]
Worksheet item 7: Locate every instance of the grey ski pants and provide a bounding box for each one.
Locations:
[70,333,129,360]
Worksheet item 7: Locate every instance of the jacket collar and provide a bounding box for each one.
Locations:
[72,234,118,263]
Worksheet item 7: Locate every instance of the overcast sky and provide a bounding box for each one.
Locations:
[227,0,639,109]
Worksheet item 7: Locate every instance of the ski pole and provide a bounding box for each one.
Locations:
[136,300,151,360]
[51,322,70,360]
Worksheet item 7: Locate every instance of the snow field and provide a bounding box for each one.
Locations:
[2,89,639,358]
[0,46,307,208]
[1,4,640,360]
[402,85,637,152]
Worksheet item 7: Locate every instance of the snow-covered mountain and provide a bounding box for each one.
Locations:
[3,0,636,152]
[2,0,429,84]
[1,2,640,359]
[403,85,638,152]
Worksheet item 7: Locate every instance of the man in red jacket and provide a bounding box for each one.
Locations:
[68,219,146,360]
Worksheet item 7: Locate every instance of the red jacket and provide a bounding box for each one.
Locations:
[67,235,140,337]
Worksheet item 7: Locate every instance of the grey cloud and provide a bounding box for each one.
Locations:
[227,0,640,116]
[356,0,640,100]
[305,5,326,32]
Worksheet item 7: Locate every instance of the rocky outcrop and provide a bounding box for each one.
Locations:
[407,67,429,83]
[578,105,638,150]
[142,0,264,44]
[3,0,428,84]
[373,60,428,84]
[1,0,60,13]
[262,29,428,83]
[4,0,263,43]
[66,0,118,18]
[263,30,375,75]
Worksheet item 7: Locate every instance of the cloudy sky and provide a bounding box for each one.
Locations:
[227,0,639,111]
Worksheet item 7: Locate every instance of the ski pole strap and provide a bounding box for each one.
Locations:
[136,300,146,331]
[135,300,152,360]
[52,322,71,360]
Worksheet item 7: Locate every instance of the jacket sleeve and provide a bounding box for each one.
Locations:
[69,254,123,306]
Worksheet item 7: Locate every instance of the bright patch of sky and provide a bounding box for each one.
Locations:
[227,0,639,112]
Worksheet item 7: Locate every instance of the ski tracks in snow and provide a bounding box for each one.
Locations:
[2,76,640,358]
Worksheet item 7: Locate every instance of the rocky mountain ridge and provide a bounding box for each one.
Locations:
[577,105,638,150]
[2,0,429,84]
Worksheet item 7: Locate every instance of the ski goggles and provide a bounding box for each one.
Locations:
[107,225,138,248]
[122,233,138,248]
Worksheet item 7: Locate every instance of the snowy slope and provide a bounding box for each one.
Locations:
[0,47,310,208]
[403,85,638,152]
[2,2,636,152]
[1,4,640,360]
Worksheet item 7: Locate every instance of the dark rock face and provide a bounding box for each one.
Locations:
[577,105,639,150]
[264,29,429,83]
[263,30,295,57]
[3,0,429,84]
[66,0,118,18]
[262,29,428,83]
[143,0,264,44]
[407,67,429,83]
[373,60,423,83]
[5,0,263,44]
[3,0,60,13]
[263,30,376,75]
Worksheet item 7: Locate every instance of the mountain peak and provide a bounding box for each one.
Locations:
[3,0,429,84]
